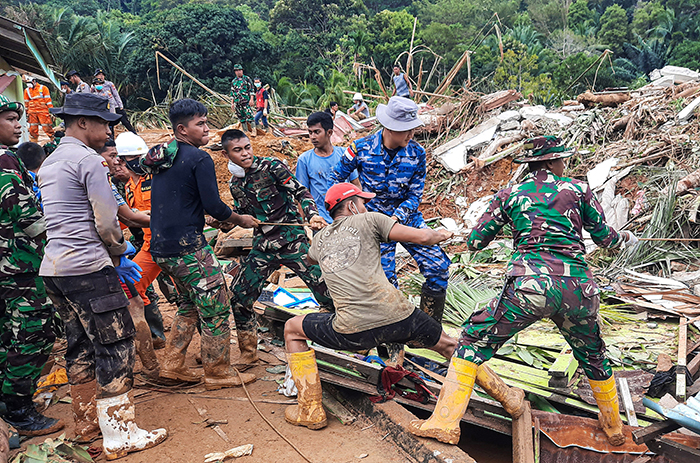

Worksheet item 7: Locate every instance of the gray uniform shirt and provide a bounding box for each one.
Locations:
[38,136,127,277]
[75,81,91,93]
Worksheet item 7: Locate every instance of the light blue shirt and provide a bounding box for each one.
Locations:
[296,146,358,223]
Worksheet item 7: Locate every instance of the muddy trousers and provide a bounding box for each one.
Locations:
[231,237,333,332]
[0,274,55,397]
[234,102,254,124]
[45,267,136,398]
[456,275,612,381]
[154,245,230,336]
[132,249,166,340]
[27,112,54,141]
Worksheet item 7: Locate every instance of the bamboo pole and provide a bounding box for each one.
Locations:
[415,58,424,98]
[371,58,389,100]
[155,51,230,105]
[406,16,418,76]
[428,50,470,106]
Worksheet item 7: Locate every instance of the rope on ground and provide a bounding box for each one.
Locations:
[235,367,315,463]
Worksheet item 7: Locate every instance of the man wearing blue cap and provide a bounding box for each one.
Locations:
[39,92,167,459]
[330,96,451,324]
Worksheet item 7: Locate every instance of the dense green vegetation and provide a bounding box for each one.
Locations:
[3,0,699,112]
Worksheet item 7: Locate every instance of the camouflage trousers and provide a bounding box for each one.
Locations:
[45,267,136,398]
[231,236,333,332]
[234,101,254,124]
[381,213,450,292]
[455,275,612,381]
[0,274,55,397]
[154,245,230,336]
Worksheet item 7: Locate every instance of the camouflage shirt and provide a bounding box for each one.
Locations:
[229,156,318,245]
[330,131,426,224]
[230,75,254,104]
[468,169,622,279]
[0,148,46,277]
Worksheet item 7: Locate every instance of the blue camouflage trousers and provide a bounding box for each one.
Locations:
[455,275,612,381]
[381,213,450,292]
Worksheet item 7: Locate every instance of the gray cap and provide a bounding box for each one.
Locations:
[376,96,424,131]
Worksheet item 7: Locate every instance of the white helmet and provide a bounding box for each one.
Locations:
[353,92,363,102]
[115,132,148,157]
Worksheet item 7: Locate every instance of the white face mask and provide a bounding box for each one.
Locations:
[228,160,245,178]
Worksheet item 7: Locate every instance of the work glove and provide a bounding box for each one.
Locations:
[123,241,137,257]
[620,230,639,249]
[116,255,142,285]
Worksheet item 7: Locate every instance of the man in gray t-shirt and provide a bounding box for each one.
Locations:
[281,183,456,431]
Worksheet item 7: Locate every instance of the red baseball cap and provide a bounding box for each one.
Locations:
[325,183,375,212]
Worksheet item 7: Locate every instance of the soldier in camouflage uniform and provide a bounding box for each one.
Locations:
[230,64,256,135]
[0,95,62,436]
[220,129,331,369]
[410,136,638,447]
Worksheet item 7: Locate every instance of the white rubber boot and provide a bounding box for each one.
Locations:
[96,392,168,460]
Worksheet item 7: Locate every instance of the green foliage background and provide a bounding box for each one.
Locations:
[3,0,700,112]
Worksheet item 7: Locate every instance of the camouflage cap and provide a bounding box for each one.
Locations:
[514,135,576,164]
[233,64,243,70]
[0,94,24,117]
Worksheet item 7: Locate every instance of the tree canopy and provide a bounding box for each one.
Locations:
[3,0,700,112]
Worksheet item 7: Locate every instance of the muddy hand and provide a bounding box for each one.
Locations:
[309,215,327,231]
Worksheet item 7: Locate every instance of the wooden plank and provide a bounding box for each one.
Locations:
[678,322,688,401]
[688,351,700,376]
[645,437,700,461]
[322,389,356,425]
[512,401,535,463]
[632,420,681,444]
[548,348,578,378]
[619,377,639,427]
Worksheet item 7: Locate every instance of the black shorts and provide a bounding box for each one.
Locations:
[301,308,442,352]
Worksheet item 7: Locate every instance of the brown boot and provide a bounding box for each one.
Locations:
[234,329,259,371]
[160,315,201,383]
[201,331,256,391]
[476,364,526,419]
[70,380,100,443]
[128,297,161,378]
[285,350,327,430]
[246,122,256,137]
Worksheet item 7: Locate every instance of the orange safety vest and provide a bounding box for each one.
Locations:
[24,84,53,113]
[125,174,153,252]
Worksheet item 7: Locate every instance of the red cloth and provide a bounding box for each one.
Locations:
[370,365,431,404]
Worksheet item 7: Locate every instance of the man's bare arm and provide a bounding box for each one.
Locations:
[388,223,453,246]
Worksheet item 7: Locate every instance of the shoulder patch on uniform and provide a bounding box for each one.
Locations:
[101,160,109,167]
[344,143,357,161]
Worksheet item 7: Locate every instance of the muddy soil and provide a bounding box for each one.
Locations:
[19,300,417,463]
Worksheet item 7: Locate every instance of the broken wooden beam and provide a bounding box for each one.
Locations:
[619,377,639,427]
[632,420,681,445]
[678,322,688,401]
[512,401,535,463]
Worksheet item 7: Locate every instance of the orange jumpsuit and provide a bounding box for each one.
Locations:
[125,174,161,305]
[23,84,54,141]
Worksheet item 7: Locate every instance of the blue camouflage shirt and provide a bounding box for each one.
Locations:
[330,131,426,223]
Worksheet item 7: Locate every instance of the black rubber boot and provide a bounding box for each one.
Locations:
[3,394,64,437]
[419,283,446,324]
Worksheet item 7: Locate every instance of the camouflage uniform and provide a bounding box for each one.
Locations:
[330,132,450,292]
[154,246,229,336]
[229,156,333,331]
[230,75,255,124]
[457,169,622,380]
[0,148,55,397]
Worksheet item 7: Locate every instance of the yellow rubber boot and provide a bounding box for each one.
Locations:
[285,350,327,430]
[476,364,526,419]
[408,358,477,445]
[589,375,626,446]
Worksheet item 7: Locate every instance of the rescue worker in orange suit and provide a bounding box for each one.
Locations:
[23,77,54,143]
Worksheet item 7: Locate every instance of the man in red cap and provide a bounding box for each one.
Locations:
[281,182,457,431]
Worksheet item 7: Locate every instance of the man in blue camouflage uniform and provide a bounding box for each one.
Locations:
[410,136,638,447]
[0,95,62,436]
[330,96,451,322]
[219,129,332,370]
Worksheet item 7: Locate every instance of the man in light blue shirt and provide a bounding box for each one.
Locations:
[296,112,359,223]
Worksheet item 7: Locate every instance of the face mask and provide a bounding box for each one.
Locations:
[255,82,261,88]
[60,88,67,94]
[228,160,245,178]
[125,157,145,175]
[27,83,34,88]
[95,85,104,91]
